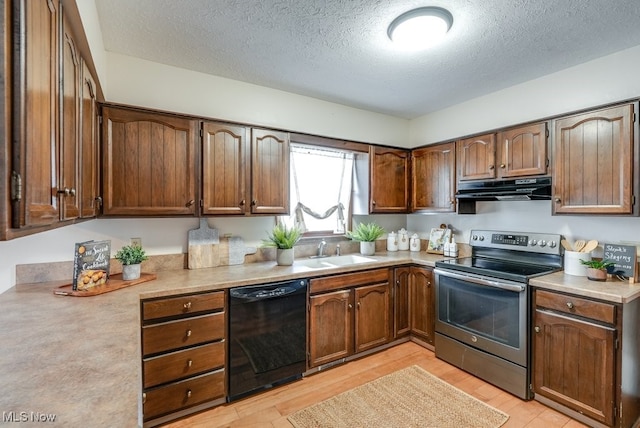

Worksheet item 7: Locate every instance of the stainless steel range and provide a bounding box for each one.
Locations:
[434,230,563,399]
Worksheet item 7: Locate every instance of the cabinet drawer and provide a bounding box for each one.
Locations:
[143,369,225,421]
[310,268,389,294]
[142,291,224,321]
[142,312,225,356]
[535,290,616,324]
[143,341,225,388]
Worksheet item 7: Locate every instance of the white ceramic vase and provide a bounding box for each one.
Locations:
[360,241,376,256]
[122,263,141,281]
[276,248,294,266]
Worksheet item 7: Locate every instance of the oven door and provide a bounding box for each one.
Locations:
[434,268,528,366]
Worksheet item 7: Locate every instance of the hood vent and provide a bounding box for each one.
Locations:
[455,176,552,202]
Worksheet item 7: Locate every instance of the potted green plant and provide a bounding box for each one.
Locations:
[346,222,385,255]
[261,223,302,266]
[579,259,614,282]
[115,244,148,280]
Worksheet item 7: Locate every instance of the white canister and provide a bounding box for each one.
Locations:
[398,228,409,250]
[387,231,398,252]
[410,234,420,252]
[564,250,591,276]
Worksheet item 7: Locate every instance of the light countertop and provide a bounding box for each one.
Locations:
[1,251,639,427]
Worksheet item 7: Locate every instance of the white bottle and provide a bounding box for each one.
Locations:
[387,231,398,251]
[450,237,458,257]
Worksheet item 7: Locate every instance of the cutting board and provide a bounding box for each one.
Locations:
[219,236,257,266]
[188,219,220,269]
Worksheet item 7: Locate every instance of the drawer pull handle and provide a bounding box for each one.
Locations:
[534,326,540,333]
[183,302,192,310]
[566,302,574,309]
[186,389,192,399]
[187,359,193,368]
[186,329,192,337]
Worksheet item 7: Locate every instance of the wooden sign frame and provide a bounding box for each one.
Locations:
[427,228,452,254]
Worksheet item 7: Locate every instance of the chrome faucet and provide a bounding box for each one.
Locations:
[336,244,341,256]
[317,240,327,257]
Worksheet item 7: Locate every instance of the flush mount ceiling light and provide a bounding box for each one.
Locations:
[388,6,453,50]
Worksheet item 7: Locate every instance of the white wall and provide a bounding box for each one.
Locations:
[410,44,640,146]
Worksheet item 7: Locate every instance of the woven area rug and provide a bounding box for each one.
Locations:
[288,365,509,428]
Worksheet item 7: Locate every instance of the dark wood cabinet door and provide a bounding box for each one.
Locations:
[309,290,353,368]
[410,267,434,344]
[553,104,634,214]
[457,133,496,181]
[354,282,391,353]
[533,309,616,426]
[498,122,547,178]
[12,0,59,227]
[101,107,197,216]
[370,147,409,213]
[79,61,99,218]
[393,267,411,338]
[202,122,249,215]
[251,128,289,214]
[59,14,80,220]
[412,142,456,212]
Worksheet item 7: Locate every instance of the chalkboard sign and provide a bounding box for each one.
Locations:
[603,243,638,283]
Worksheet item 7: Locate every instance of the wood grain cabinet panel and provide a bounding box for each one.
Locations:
[412,142,456,212]
[308,290,353,367]
[355,283,391,352]
[553,104,635,214]
[251,128,289,214]
[409,266,434,344]
[78,61,99,218]
[498,122,547,178]
[370,147,409,213]
[101,106,198,216]
[393,267,411,338]
[457,133,496,181]
[202,122,249,215]
[11,0,59,227]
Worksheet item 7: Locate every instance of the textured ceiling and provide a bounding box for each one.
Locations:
[94,0,640,119]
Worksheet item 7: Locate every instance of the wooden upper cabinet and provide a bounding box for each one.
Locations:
[498,122,548,178]
[251,128,289,214]
[201,122,249,215]
[59,13,80,221]
[412,142,456,212]
[457,133,496,181]
[370,147,409,213]
[101,107,197,216]
[79,61,99,218]
[11,0,59,227]
[552,104,635,215]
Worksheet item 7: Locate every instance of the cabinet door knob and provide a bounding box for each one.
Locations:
[488,165,495,170]
[348,303,353,309]
[186,389,192,399]
[566,302,574,309]
[251,199,257,206]
[183,301,192,310]
[357,302,361,309]
[185,329,192,337]
[239,199,245,206]
[186,199,195,207]
[555,197,561,203]
[57,188,70,196]
[372,200,376,205]
[187,359,193,368]
[534,326,540,333]
[69,188,76,196]
[500,164,505,169]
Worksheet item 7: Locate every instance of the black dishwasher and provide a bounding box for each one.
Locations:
[228,278,308,401]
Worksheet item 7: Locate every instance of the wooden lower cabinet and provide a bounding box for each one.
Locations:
[141,291,226,425]
[393,266,434,344]
[532,288,640,428]
[308,269,392,368]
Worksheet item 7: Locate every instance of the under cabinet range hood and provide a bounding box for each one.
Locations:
[455,176,552,201]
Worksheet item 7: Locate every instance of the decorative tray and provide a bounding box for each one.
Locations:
[53,272,157,296]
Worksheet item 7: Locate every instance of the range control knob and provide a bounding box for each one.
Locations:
[548,241,557,248]
[472,235,478,241]
[529,239,537,246]
[539,240,547,247]
[479,236,485,241]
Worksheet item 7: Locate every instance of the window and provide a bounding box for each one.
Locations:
[280,143,355,235]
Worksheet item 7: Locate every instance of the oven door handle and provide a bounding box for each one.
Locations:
[434,268,525,292]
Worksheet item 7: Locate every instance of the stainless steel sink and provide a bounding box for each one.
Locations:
[297,254,377,269]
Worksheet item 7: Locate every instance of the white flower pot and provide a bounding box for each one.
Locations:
[276,248,295,266]
[122,264,141,281]
[360,241,376,256]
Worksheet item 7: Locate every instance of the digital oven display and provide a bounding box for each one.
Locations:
[491,234,528,246]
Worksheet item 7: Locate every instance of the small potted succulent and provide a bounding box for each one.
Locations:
[579,259,614,282]
[262,223,302,266]
[115,244,148,280]
[346,222,385,256]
